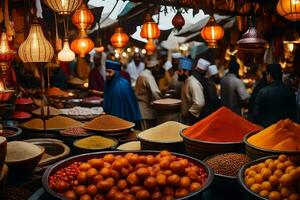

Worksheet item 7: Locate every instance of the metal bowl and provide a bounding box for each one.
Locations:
[2,126,22,141]
[42,151,214,200]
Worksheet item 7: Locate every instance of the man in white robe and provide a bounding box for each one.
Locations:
[178,58,209,125]
[126,53,145,87]
[135,59,162,130]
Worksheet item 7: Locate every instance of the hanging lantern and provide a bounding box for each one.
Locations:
[200,16,224,48]
[237,26,269,52]
[277,0,300,21]
[44,0,82,15]
[72,3,94,31]
[0,78,14,103]
[110,26,129,49]
[172,11,185,31]
[18,19,54,63]
[145,39,156,55]
[0,30,16,68]
[71,30,94,57]
[140,14,160,39]
[58,38,75,62]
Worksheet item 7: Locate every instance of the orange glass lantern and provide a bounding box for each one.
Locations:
[277,0,300,21]
[72,3,94,31]
[0,30,16,67]
[110,26,129,49]
[200,16,224,48]
[71,30,94,57]
[145,39,156,55]
[140,14,160,39]
[44,0,82,15]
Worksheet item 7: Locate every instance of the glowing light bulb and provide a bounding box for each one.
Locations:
[58,39,75,62]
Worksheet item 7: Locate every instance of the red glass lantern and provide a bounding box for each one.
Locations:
[145,39,156,55]
[200,16,224,48]
[72,3,94,31]
[110,26,129,49]
[140,14,160,39]
[172,11,185,31]
[71,30,94,57]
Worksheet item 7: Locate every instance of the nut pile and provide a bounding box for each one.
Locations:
[49,151,208,200]
[244,155,300,200]
[206,153,252,177]
[0,129,16,137]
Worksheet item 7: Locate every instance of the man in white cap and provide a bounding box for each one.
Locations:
[177,57,205,125]
[135,57,162,130]
[126,53,145,87]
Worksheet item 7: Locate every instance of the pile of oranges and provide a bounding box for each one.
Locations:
[244,155,300,200]
[49,151,208,200]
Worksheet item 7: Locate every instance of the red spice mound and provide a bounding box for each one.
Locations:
[183,107,262,143]
[15,97,33,105]
[13,111,32,119]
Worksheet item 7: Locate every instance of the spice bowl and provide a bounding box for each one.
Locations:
[204,153,252,199]
[180,129,245,160]
[244,132,300,162]
[59,127,94,147]
[1,126,22,141]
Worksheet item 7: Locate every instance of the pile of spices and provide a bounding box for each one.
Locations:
[6,141,44,162]
[60,106,103,116]
[15,97,33,105]
[183,107,262,143]
[60,127,89,137]
[47,87,69,97]
[139,121,188,142]
[13,111,32,119]
[84,114,134,131]
[117,141,141,151]
[74,135,117,149]
[32,106,60,116]
[248,119,300,151]
[22,116,82,130]
[206,153,252,177]
[0,128,16,137]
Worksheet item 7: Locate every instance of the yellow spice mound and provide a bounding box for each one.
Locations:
[74,136,116,149]
[248,119,300,151]
[23,116,83,130]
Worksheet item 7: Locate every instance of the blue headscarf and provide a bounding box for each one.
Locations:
[104,71,141,123]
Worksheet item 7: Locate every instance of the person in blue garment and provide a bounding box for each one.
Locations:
[104,60,142,129]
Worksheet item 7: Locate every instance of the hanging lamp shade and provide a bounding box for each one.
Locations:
[44,0,82,15]
[71,30,94,57]
[145,39,156,55]
[172,11,185,31]
[237,26,269,52]
[72,3,94,31]
[140,14,160,39]
[110,26,129,49]
[0,31,16,65]
[277,0,300,21]
[18,19,54,63]
[58,38,75,62]
[200,16,224,48]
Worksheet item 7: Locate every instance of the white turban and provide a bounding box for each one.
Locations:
[208,65,218,77]
[172,52,183,59]
[196,58,210,71]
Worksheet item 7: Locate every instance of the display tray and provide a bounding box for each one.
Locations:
[42,150,214,200]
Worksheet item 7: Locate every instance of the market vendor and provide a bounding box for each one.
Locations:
[178,57,206,125]
[88,53,105,92]
[135,57,162,130]
[103,60,141,127]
